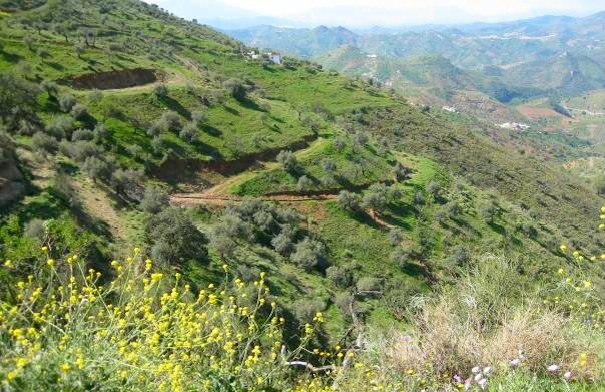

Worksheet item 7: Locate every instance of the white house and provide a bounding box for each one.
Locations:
[442,106,459,113]
[268,52,282,64]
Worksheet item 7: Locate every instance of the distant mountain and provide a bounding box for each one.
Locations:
[227,25,357,57]
[225,11,605,103]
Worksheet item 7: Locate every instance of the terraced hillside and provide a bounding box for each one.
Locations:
[2,1,605,390]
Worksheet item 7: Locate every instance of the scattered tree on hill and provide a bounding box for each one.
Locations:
[388,228,405,246]
[326,265,354,288]
[46,115,75,139]
[271,225,296,255]
[290,237,327,271]
[40,80,58,98]
[53,23,69,42]
[82,156,111,183]
[89,89,103,103]
[276,150,299,173]
[153,84,168,98]
[111,168,141,197]
[23,34,34,50]
[36,48,49,59]
[391,247,413,270]
[179,123,198,143]
[58,94,76,113]
[223,79,247,101]
[71,129,94,141]
[32,132,58,155]
[362,183,389,215]
[478,200,498,224]
[296,175,313,192]
[0,74,39,124]
[393,162,411,182]
[337,190,361,211]
[70,104,88,121]
[160,110,181,131]
[426,180,440,200]
[146,208,208,266]
[93,123,109,143]
[140,186,170,214]
[75,45,85,58]
[333,137,347,152]
[321,158,336,174]
[191,110,205,126]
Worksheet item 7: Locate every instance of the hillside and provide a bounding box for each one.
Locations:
[1,1,605,390]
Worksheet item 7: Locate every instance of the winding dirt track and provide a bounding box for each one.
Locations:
[170,192,338,207]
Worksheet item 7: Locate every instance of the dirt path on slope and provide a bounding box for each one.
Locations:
[72,179,129,243]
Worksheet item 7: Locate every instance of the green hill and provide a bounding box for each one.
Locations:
[1,1,605,390]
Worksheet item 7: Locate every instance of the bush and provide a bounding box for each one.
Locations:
[40,80,58,97]
[60,140,100,162]
[70,104,88,120]
[160,110,181,131]
[58,94,76,112]
[111,168,142,197]
[223,78,247,101]
[179,122,198,142]
[337,190,361,211]
[71,128,94,141]
[326,265,354,288]
[356,276,382,293]
[296,175,314,191]
[45,115,75,139]
[93,123,109,143]
[153,83,168,97]
[82,156,111,183]
[146,208,208,265]
[32,131,58,154]
[276,150,299,173]
[292,298,325,323]
[391,247,413,269]
[191,110,205,126]
[290,237,327,271]
[271,225,296,255]
[140,186,170,214]
[362,183,389,213]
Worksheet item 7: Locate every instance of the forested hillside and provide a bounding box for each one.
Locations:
[1,1,605,390]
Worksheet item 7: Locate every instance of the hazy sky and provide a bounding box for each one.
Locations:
[149,0,604,27]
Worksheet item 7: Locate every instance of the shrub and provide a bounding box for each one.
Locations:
[179,122,198,142]
[276,150,299,173]
[58,94,76,112]
[362,183,389,213]
[45,115,75,139]
[296,175,314,192]
[140,186,170,214]
[32,131,58,154]
[337,191,360,211]
[147,208,208,265]
[60,140,100,162]
[71,128,94,141]
[153,83,168,97]
[70,104,88,120]
[110,168,141,196]
[160,110,181,131]
[93,123,109,143]
[356,276,382,294]
[223,78,247,101]
[290,237,327,271]
[40,80,58,97]
[191,110,205,126]
[292,298,326,323]
[81,155,110,182]
[326,265,354,288]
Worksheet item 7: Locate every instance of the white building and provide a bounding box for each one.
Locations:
[498,122,530,130]
[442,106,459,113]
[268,52,282,64]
